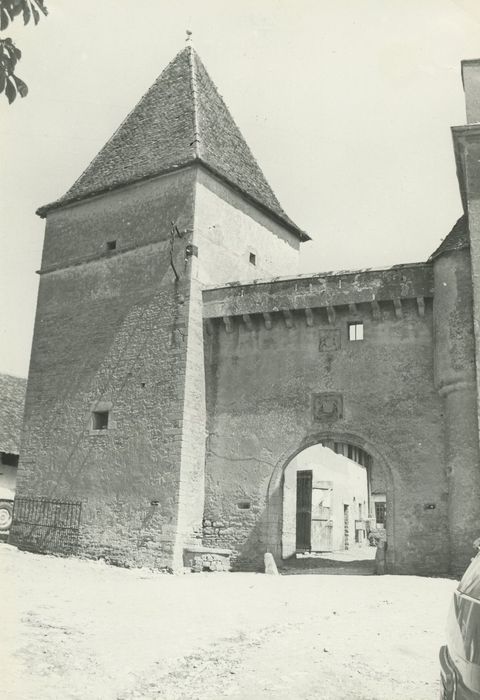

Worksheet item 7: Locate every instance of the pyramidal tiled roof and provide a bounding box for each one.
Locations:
[37,47,307,239]
[429,215,470,260]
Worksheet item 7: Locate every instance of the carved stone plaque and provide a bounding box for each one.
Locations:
[312,393,343,422]
[318,329,341,352]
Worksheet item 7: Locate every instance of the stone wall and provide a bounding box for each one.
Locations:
[11,163,304,569]
[11,168,203,568]
[194,168,300,286]
[203,285,449,574]
[433,246,480,574]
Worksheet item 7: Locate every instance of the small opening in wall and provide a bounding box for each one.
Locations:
[106,240,117,251]
[249,252,256,266]
[141,382,146,388]
[92,410,109,430]
[1,452,19,467]
[348,321,364,341]
[237,500,251,510]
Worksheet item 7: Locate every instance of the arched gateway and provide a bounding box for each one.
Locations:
[265,433,394,571]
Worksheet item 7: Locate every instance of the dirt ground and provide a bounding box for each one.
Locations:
[1,543,457,700]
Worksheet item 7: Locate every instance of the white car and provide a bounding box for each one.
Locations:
[0,485,14,531]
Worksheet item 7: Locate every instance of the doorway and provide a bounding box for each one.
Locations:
[295,470,312,551]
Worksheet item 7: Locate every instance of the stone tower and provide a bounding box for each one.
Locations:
[10,46,305,569]
[430,59,480,574]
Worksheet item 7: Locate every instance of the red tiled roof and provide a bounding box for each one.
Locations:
[37,47,307,239]
[0,374,26,455]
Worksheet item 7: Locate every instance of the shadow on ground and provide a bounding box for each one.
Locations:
[279,550,377,575]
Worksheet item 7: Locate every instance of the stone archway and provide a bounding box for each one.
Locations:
[265,431,396,571]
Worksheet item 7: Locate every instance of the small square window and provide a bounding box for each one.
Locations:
[92,411,109,430]
[237,500,251,510]
[106,240,117,251]
[348,322,364,341]
[249,252,256,266]
[1,452,19,467]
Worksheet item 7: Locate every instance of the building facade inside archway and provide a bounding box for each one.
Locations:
[282,443,387,558]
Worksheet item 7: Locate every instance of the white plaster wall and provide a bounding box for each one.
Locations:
[282,445,369,558]
[193,169,301,286]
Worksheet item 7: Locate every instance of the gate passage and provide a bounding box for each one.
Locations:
[12,497,81,554]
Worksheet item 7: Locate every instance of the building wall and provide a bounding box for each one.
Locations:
[194,168,300,285]
[282,444,369,557]
[11,164,304,569]
[203,294,449,574]
[11,168,204,568]
[433,247,480,574]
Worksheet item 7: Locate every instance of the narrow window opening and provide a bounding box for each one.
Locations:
[92,410,109,430]
[249,252,256,266]
[375,501,386,525]
[348,321,364,341]
[106,240,117,251]
[237,500,251,510]
[1,452,19,467]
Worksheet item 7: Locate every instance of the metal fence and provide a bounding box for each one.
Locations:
[12,497,82,554]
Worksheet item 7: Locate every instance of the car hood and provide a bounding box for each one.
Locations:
[447,590,480,693]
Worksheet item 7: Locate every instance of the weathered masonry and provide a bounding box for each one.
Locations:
[10,49,480,576]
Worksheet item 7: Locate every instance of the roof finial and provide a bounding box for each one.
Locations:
[186,30,193,47]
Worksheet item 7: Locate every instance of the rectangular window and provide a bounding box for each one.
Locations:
[348,321,364,341]
[92,411,109,430]
[237,500,251,510]
[1,452,19,467]
[249,252,256,266]
[375,501,386,525]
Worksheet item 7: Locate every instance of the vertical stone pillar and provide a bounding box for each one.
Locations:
[433,248,480,574]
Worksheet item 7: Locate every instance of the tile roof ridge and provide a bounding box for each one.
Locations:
[187,46,201,159]
[42,47,193,217]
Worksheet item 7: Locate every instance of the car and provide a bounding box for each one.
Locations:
[0,487,14,532]
[440,550,480,699]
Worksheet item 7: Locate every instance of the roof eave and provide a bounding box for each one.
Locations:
[36,159,310,242]
[196,160,310,241]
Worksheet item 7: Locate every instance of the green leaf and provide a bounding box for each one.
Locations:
[0,70,6,93]
[22,1,31,25]
[13,74,27,97]
[31,1,39,24]
[0,8,9,30]
[8,1,24,21]
[34,0,48,16]
[2,46,17,72]
[5,78,16,104]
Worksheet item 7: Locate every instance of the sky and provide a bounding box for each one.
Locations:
[1,0,480,378]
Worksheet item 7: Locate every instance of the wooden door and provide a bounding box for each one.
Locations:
[311,481,333,551]
[296,470,312,551]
